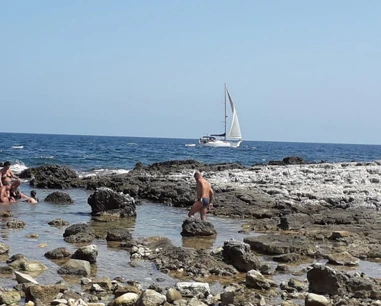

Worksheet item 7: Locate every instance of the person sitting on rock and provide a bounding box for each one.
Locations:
[0,161,21,194]
[0,185,16,204]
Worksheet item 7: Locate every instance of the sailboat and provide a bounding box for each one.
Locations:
[199,84,242,148]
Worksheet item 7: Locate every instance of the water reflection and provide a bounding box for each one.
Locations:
[182,236,216,250]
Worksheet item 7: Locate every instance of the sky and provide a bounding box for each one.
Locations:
[1,1,380,144]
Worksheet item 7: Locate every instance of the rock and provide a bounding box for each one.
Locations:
[48,218,70,226]
[244,234,316,256]
[175,282,210,298]
[14,271,39,284]
[283,156,305,165]
[44,191,74,203]
[25,284,68,304]
[63,223,95,243]
[279,213,313,230]
[180,217,217,236]
[6,219,26,228]
[88,187,136,218]
[0,210,13,217]
[44,247,72,259]
[273,253,301,263]
[329,231,350,240]
[0,266,13,274]
[0,290,21,305]
[22,164,80,189]
[166,288,182,303]
[222,239,260,272]
[307,264,348,296]
[57,259,91,276]
[220,286,237,305]
[305,293,330,306]
[246,269,274,290]
[106,228,132,241]
[109,292,139,306]
[21,260,48,273]
[71,245,98,263]
[326,252,359,266]
[0,242,10,254]
[136,289,167,306]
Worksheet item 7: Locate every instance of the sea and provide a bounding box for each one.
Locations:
[1,132,381,176]
[2,132,381,291]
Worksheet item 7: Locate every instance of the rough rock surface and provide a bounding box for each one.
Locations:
[181,218,217,237]
[44,191,74,204]
[87,187,136,218]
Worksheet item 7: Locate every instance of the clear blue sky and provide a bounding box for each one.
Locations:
[1,1,380,144]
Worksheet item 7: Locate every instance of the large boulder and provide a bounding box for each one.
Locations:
[222,239,261,272]
[57,259,91,276]
[20,164,81,189]
[87,187,136,218]
[71,245,98,263]
[181,218,217,237]
[44,191,74,204]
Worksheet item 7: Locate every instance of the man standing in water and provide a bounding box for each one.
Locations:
[188,170,214,221]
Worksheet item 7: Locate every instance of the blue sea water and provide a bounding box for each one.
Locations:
[1,132,381,175]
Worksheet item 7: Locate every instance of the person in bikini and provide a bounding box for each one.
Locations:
[1,161,21,195]
[0,185,15,204]
[188,170,214,221]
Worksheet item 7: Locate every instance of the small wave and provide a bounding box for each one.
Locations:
[39,156,55,159]
[127,143,137,146]
[11,145,24,149]
[185,144,196,147]
[10,161,28,174]
[78,168,131,178]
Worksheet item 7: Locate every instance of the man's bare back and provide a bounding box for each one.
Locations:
[188,170,214,221]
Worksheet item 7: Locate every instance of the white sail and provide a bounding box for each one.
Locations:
[226,89,242,140]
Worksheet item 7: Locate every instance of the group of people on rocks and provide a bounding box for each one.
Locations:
[0,161,38,204]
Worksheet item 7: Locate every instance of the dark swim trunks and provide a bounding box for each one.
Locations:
[199,197,210,207]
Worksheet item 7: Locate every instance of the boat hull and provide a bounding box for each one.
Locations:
[199,139,242,148]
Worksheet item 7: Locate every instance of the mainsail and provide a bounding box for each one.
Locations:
[226,89,242,140]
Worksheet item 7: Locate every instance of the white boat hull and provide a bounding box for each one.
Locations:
[199,139,242,148]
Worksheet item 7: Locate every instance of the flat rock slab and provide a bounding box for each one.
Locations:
[244,234,316,256]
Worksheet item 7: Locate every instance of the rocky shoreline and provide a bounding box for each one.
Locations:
[2,157,381,305]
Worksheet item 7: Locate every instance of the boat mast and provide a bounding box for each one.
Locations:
[224,83,227,140]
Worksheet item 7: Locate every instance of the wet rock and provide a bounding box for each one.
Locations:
[222,239,260,272]
[273,253,301,263]
[44,191,74,204]
[246,269,275,290]
[279,213,313,230]
[326,251,359,266]
[88,187,136,218]
[21,164,81,189]
[175,282,210,298]
[0,242,10,254]
[57,259,91,276]
[71,245,98,263]
[305,293,330,306]
[44,247,72,259]
[180,217,217,237]
[14,271,39,284]
[25,284,68,304]
[63,223,95,243]
[0,210,13,217]
[136,289,166,306]
[6,218,26,228]
[48,218,70,226]
[287,278,308,292]
[109,292,139,306]
[244,234,316,256]
[106,228,132,241]
[166,288,182,303]
[0,290,21,305]
[0,266,13,274]
[307,264,348,296]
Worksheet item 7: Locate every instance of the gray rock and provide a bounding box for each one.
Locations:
[136,289,166,306]
[305,293,330,306]
[45,247,72,259]
[71,245,98,263]
[326,252,359,266]
[222,239,260,272]
[48,218,70,226]
[45,191,74,204]
[181,217,217,236]
[0,242,10,254]
[14,271,39,284]
[175,282,210,298]
[106,228,132,241]
[57,259,91,276]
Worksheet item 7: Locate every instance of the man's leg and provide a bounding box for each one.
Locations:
[188,201,202,218]
[200,207,208,221]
